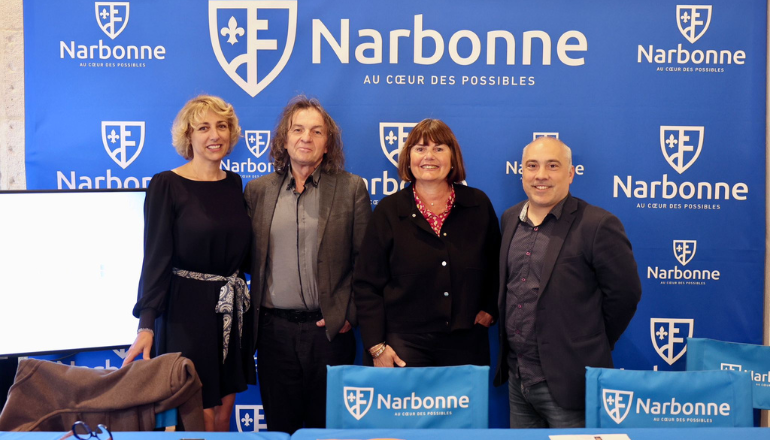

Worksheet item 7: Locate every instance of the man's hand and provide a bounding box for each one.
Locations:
[474,310,494,327]
[316,319,353,333]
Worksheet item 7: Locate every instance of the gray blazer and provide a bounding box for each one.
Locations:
[244,170,371,344]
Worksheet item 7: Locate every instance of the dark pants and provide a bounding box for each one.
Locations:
[382,326,490,367]
[256,311,355,434]
[507,356,585,428]
[0,357,18,410]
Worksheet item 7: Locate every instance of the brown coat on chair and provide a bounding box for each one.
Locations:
[0,352,204,431]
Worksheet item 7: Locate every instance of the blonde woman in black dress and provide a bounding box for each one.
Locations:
[123,95,254,432]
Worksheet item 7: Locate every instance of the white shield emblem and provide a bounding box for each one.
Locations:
[101,121,145,169]
[343,386,374,421]
[603,389,634,424]
[532,132,559,140]
[660,125,704,174]
[95,2,130,40]
[379,122,417,168]
[721,363,742,372]
[677,5,712,44]
[235,405,266,432]
[673,240,697,266]
[209,1,297,97]
[650,318,694,365]
[245,130,271,158]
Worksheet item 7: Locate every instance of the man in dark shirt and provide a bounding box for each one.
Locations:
[494,136,641,428]
[244,96,371,434]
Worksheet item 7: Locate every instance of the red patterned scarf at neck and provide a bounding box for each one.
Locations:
[413,185,456,236]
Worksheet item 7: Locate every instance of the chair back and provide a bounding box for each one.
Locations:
[326,365,488,428]
[585,367,753,428]
[687,337,770,409]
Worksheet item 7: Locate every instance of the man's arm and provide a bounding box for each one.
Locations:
[244,179,258,219]
[346,177,372,327]
[592,213,642,348]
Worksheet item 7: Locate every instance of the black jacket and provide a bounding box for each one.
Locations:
[494,194,642,410]
[354,184,501,350]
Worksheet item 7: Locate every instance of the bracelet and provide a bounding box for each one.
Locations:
[370,343,387,359]
[368,342,385,356]
[137,328,154,336]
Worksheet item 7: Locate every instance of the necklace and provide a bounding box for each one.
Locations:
[419,188,449,208]
[414,182,452,210]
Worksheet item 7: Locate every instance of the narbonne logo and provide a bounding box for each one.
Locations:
[533,132,559,140]
[660,125,703,174]
[651,318,694,365]
[673,240,696,266]
[379,122,416,167]
[603,389,634,424]
[208,1,297,97]
[235,405,266,432]
[95,2,130,40]
[101,121,145,169]
[721,363,742,371]
[245,129,271,158]
[344,386,374,421]
[677,5,712,44]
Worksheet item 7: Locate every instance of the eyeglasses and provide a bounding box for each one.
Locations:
[63,421,112,440]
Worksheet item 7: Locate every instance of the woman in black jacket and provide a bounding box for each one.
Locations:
[354,118,501,367]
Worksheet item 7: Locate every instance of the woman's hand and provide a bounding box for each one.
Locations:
[373,345,406,368]
[122,331,153,367]
[474,310,494,327]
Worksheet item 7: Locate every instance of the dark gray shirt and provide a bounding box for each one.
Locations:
[264,167,321,311]
[505,197,566,387]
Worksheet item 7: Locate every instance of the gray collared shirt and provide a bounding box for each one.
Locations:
[264,166,322,310]
[505,196,567,387]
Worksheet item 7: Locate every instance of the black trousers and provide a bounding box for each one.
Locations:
[370,326,490,367]
[256,311,355,434]
[0,357,18,410]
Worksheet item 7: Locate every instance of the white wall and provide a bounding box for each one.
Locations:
[0,0,25,190]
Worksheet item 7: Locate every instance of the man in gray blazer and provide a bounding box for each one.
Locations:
[244,96,371,434]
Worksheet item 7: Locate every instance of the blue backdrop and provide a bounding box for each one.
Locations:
[22,0,767,430]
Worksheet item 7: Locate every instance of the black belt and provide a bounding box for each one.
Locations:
[262,307,323,323]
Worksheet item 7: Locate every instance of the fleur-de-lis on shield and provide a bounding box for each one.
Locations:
[221,16,244,45]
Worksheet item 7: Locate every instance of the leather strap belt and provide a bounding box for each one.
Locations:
[262,307,323,323]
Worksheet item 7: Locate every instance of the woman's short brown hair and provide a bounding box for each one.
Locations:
[171,95,241,160]
[397,118,466,183]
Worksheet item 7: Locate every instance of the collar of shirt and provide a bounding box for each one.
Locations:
[518,194,569,225]
[285,164,323,191]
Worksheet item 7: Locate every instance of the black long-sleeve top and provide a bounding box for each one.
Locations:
[353,184,501,350]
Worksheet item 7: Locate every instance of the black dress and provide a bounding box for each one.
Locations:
[133,170,255,409]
